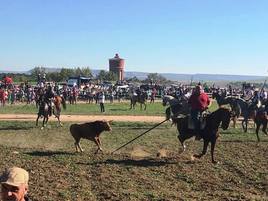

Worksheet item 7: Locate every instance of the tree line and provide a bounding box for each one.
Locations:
[0,67,170,85]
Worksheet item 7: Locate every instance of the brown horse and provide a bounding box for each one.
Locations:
[172,107,232,164]
[53,95,67,126]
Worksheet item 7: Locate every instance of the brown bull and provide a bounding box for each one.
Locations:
[70,120,112,154]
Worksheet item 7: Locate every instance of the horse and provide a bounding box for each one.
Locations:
[53,95,67,126]
[172,107,232,164]
[211,91,241,128]
[228,98,258,132]
[162,95,190,120]
[129,91,148,110]
[254,110,268,142]
[212,91,229,107]
[36,95,66,129]
[36,96,50,129]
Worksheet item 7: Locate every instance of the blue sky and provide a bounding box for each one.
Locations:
[0,0,268,75]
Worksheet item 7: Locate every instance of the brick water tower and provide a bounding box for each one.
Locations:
[109,53,125,81]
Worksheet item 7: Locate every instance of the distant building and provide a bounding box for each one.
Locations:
[109,53,125,81]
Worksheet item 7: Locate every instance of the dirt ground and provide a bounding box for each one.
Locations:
[0,114,165,122]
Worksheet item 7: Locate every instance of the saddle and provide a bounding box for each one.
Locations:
[187,111,209,130]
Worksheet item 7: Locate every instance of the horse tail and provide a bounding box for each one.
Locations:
[61,96,67,110]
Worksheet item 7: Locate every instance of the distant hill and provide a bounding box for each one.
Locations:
[124,71,265,82]
[0,68,266,82]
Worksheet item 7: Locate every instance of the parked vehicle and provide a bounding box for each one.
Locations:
[67,76,92,87]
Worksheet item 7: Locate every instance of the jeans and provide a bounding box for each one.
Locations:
[191,109,202,132]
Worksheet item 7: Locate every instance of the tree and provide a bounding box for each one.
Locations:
[30,66,46,81]
[127,76,140,83]
[60,68,75,81]
[46,72,62,82]
[105,71,117,81]
[96,70,107,82]
[80,67,93,78]
[145,73,167,84]
[96,70,117,82]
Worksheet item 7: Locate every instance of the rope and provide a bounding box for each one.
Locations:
[111,118,169,154]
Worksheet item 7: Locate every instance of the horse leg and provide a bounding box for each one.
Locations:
[232,116,237,128]
[242,119,248,132]
[255,121,261,142]
[262,119,268,136]
[56,115,63,127]
[36,115,40,126]
[210,137,218,164]
[193,140,209,159]
[41,117,46,130]
[178,135,186,152]
[144,103,147,110]
[44,115,49,127]
[245,119,248,132]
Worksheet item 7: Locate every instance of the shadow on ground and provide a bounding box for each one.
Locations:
[0,126,34,131]
[25,150,74,157]
[77,158,177,167]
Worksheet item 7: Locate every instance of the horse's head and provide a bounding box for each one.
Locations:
[162,96,168,106]
[162,95,174,106]
[220,108,232,130]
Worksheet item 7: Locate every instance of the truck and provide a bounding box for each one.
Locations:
[67,76,92,87]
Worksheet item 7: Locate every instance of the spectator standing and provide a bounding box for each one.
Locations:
[99,91,105,112]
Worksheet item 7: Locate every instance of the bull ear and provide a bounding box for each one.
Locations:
[108,120,113,124]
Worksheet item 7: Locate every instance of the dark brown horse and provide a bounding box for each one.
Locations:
[254,110,268,142]
[172,107,232,163]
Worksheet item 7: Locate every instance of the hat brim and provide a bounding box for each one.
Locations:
[1,181,22,187]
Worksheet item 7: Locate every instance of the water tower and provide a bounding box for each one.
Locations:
[109,53,125,81]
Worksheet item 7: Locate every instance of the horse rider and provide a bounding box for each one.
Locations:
[188,84,211,140]
[44,85,55,116]
[135,87,141,101]
[250,89,261,110]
